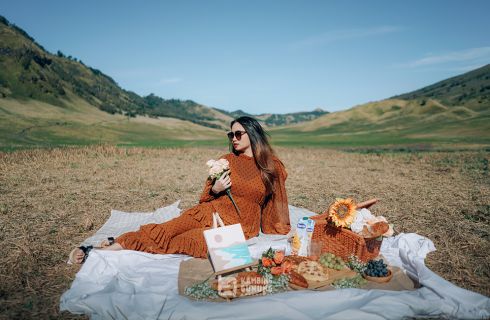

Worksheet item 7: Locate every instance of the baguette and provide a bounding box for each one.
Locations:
[289,270,308,288]
[360,221,389,238]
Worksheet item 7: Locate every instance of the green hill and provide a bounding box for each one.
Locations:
[270,65,490,150]
[0,16,230,149]
[392,64,490,112]
[0,14,325,144]
[214,107,329,126]
[0,15,237,130]
[256,108,328,126]
[1,15,488,150]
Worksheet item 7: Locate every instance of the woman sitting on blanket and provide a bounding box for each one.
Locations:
[70,116,291,263]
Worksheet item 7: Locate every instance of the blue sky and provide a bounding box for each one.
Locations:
[2,1,490,114]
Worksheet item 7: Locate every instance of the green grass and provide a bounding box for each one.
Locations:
[0,97,229,151]
[1,93,489,152]
[271,122,490,150]
[266,98,490,150]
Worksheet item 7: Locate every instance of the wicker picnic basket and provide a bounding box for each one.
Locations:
[311,199,382,262]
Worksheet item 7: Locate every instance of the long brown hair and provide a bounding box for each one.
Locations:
[230,116,278,197]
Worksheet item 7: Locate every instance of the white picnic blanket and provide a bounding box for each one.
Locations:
[60,202,490,319]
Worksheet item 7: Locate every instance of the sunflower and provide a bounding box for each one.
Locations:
[328,198,357,228]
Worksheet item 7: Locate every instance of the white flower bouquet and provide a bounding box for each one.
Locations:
[206,159,240,217]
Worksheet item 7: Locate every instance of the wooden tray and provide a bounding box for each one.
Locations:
[179,258,418,301]
[289,267,357,290]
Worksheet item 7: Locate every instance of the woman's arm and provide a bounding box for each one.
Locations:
[199,178,217,203]
[261,158,291,234]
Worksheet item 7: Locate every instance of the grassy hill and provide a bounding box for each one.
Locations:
[270,65,490,150]
[392,64,490,112]
[0,16,230,150]
[0,16,238,131]
[0,16,256,149]
[214,107,329,126]
[0,14,488,150]
[0,97,226,151]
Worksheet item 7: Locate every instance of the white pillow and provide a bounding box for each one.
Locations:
[82,200,181,246]
[288,204,316,229]
[246,205,316,247]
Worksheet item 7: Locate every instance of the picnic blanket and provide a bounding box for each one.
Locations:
[60,202,490,319]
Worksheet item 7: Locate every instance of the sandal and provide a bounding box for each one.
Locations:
[68,237,115,264]
[100,237,115,247]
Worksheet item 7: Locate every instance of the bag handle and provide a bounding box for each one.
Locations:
[212,212,225,229]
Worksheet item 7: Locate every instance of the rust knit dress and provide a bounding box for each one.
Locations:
[115,152,291,258]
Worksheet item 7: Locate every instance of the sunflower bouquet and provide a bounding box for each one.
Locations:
[327,198,357,228]
[326,198,393,238]
[311,198,393,262]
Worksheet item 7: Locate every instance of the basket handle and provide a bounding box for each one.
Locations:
[356,198,378,210]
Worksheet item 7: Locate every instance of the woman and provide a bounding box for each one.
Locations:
[70,116,290,263]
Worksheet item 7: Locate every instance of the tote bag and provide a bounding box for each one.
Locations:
[203,212,255,274]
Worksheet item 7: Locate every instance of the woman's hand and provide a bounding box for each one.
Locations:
[212,171,232,194]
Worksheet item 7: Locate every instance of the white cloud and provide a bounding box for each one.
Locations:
[156,77,182,85]
[402,47,490,67]
[290,26,402,49]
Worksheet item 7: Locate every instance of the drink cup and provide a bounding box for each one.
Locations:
[308,240,323,261]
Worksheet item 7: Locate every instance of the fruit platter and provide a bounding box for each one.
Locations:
[179,208,415,301]
[179,247,416,301]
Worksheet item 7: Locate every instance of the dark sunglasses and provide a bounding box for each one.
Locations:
[227,130,247,140]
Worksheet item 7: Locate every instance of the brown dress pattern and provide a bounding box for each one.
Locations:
[116,152,290,258]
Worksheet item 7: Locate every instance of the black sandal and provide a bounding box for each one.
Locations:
[79,245,93,263]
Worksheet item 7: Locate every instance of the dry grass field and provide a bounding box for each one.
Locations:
[0,145,489,319]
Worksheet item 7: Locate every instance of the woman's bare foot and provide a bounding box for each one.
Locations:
[69,246,92,264]
[71,247,86,264]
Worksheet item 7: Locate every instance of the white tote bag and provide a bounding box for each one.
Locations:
[203,212,255,274]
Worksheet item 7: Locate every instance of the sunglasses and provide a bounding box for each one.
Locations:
[227,130,247,140]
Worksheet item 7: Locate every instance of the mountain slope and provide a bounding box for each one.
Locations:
[214,107,329,126]
[392,64,490,112]
[0,16,235,130]
[1,15,488,149]
[0,96,225,149]
[270,65,490,148]
[256,108,329,126]
[0,15,326,133]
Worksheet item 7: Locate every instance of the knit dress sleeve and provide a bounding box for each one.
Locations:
[199,179,216,203]
[261,157,291,234]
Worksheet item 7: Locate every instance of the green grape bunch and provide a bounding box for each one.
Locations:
[319,252,346,270]
[332,274,367,289]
